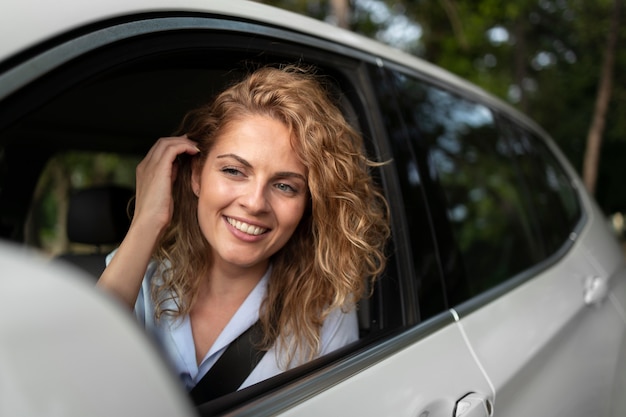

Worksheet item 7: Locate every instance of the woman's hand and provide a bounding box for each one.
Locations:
[133,136,200,232]
[96,136,200,309]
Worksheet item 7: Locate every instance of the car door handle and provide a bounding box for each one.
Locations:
[454,392,492,416]
[584,276,609,305]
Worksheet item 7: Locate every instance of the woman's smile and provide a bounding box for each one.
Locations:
[225,216,269,237]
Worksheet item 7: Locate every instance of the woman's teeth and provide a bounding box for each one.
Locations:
[227,218,267,236]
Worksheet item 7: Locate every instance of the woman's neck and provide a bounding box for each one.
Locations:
[200,259,268,301]
[189,261,269,365]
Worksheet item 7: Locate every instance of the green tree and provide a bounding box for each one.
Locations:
[582,0,621,195]
[259,0,626,213]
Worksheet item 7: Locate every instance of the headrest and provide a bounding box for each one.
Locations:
[66,186,134,245]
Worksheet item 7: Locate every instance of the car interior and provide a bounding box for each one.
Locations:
[56,185,135,278]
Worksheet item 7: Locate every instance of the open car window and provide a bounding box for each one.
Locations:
[0,14,414,414]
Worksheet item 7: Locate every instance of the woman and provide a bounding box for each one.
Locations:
[98,65,389,394]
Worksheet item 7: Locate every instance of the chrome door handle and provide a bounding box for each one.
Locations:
[584,276,609,305]
[454,393,492,416]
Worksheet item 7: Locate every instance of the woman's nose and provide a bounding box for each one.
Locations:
[241,182,270,213]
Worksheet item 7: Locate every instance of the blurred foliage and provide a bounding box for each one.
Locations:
[260,0,625,213]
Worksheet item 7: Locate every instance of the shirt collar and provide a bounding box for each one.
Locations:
[164,266,271,378]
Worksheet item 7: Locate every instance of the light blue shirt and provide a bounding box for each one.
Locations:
[115,257,358,391]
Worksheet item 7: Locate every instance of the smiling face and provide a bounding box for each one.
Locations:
[191,115,308,277]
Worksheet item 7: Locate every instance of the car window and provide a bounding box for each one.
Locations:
[382,68,549,303]
[380,67,585,306]
[497,117,582,256]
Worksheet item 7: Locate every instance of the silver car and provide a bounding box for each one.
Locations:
[1,1,625,416]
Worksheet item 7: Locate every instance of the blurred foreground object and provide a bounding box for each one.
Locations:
[0,240,196,417]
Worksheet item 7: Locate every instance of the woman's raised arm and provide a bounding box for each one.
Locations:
[96,136,200,309]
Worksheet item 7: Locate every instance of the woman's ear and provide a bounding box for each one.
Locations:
[191,158,201,197]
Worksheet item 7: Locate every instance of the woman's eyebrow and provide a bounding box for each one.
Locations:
[276,171,307,183]
[216,153,252,168]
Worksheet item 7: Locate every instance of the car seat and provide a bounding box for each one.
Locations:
[56,185,134,279]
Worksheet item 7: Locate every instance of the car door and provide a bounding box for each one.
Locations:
[269,318,494,417]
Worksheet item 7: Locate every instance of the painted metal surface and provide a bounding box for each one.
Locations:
[454,198,626,416]
[276,319,493,417]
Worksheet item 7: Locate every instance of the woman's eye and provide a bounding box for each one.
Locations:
[221,167,243,176]
[275,183,297,193]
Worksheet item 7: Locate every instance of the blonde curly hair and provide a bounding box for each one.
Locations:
[153,65,390,365]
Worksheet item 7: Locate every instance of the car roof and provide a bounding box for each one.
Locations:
[0,0,544,138]
[2,0,379,55]
[1,0,482,95]
[0,0,377,61]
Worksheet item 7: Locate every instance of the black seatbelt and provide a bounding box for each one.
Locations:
[189,321,266,405]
